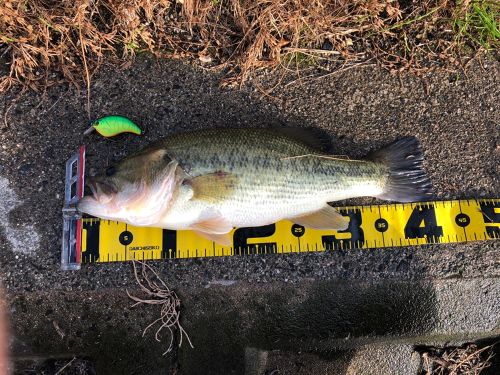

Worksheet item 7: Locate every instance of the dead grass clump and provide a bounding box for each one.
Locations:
[200,0,497,82]
[0,0,177,92]
[0,1,499,92]
[421,343,495,375]
[127,260,193,355]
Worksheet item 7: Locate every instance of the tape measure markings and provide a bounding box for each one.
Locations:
[80,199,499,263]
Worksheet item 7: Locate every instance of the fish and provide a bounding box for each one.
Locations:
[77,127,432,245]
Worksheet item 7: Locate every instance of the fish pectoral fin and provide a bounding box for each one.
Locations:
[187,172,239,202]
[291,206,350,231]
[190,214,233,234]
[193,231,232,246]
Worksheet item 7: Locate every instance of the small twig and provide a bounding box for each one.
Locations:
[2,102,14,129]
[284,60,375,87]
[54,357,76,375]
[422,352,450,368]
[422,344,494,375]
[78,25,91,119]
[454,345,491,371]
[127,260,194,355]
[52,320,65,339]
[478,208,493,223]
[282,47,341,55]
[0,45,12,58]
[40,89,67,116]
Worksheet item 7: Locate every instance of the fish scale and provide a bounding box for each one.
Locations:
[143,129,387,228]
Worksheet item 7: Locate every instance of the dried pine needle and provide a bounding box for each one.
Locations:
[422,343,495,375]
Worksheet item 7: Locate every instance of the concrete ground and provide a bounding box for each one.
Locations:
[0,56,499,374]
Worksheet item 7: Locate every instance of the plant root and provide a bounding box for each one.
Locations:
[127,260,194,355]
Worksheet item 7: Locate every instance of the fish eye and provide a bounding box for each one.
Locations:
[105,165,117,176]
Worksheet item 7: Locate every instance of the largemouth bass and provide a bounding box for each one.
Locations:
[77,128,432,244]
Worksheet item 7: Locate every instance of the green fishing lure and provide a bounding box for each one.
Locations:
[84,116,142,137]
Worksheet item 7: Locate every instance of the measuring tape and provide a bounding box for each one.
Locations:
[61,146,499,267]
[79,199,499,264]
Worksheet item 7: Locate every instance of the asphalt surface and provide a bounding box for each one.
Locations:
[0,56,498,290]
[0,56,499,373]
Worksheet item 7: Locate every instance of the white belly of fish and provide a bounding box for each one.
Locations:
[218,199,326,228]
[159,190,326,230]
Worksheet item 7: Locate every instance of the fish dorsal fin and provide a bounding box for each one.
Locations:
[291,206,349,230]
[270,127,331,152]
[190,214,233,234]
[193,230,232,246]
[187,172,239,202]
[123,148,167,165]
[144,149,167,162]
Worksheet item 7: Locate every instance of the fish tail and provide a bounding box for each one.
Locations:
[368,137,432,202]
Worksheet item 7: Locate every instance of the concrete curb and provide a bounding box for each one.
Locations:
[9,278,499,374]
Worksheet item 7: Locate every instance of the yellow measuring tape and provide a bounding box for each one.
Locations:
[80,199,499,263]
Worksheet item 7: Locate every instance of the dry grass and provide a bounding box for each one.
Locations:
[422,343,495,375]
[0,0,499,92]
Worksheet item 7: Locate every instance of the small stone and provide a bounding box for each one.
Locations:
[322,40,333,50]
[199,55,212,64]
[18,163,33,175]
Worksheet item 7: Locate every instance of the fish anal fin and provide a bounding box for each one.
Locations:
[190,215,233,234]
[193,231,232,246]
[291,206,349,231]
[188,172,238,202]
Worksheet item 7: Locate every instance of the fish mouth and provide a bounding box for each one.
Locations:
[78,178,118,217]
[84,180,98,200]
[84,177,118,203]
